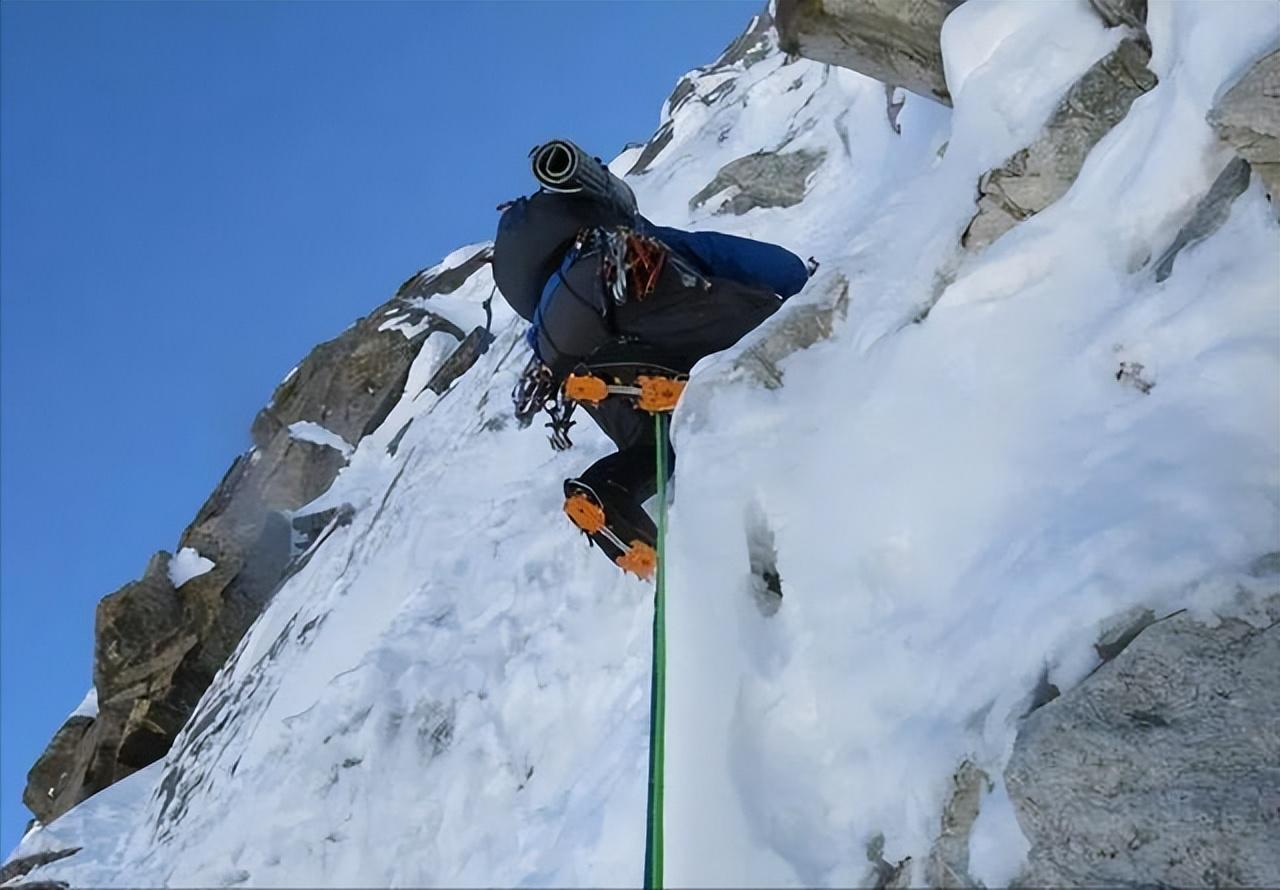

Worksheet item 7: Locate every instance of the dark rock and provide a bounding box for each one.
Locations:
[1114,360,1154,394]
[776,0,964,106]
[1088,0,1148,33]
[423,326,495,396]
[22,717,94,824]
[385,420,413,456]
[1153,156,1253,282]
[962,38,1157,250]
[1025,667,1060,714]
[712,7,776,70]
[1208,49,1280,213]
[626,122,675,177]
[689,149,827,215]
[1006,597,1280,887]
[291,503,356,555]
[392,246,491,302]
[93,552,190,705]
[0,849,80,886]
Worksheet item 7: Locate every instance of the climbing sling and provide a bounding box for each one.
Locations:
[643,411,669,890]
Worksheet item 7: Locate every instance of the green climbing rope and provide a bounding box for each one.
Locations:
[643,411,669,890]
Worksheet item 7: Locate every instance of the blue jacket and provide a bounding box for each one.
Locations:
[640,224,809,301]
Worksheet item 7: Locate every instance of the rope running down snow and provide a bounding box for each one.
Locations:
[643,412,669,890]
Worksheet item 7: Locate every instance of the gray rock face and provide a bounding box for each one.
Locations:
[1006,599,1280,887]
[962,38,1158,250]
[0,848,80,885]
[1208,48,1280,210]
[22,250,490,826]
[1088,0,1148,32]
[22,717,95,825]
[1153,156,1253,282]
[776,0,963,106]
[690,149,827,215]
[735,273,849,389]
[926,760,989,888]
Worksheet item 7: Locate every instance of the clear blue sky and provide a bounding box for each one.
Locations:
[0,0,758,851]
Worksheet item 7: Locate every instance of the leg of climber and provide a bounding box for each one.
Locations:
[562,399,675,579]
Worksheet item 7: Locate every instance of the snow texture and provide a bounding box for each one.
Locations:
[286,421,355,460]
[67,688,98,721]
[167,548,215,589]
[9,2,1278,886]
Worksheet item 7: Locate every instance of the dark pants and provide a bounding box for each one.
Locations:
[577,398,675,502]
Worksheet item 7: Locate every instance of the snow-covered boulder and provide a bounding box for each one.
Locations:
[961,36,1157,250]
[1209,48,1280,210]
[776,0,960,105]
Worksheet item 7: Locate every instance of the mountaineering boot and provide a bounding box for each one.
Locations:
[563,478,658,579]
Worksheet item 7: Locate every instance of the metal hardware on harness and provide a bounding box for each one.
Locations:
[544,391,577,451]
[512,355,556,427]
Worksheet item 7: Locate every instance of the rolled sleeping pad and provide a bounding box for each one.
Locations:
[530,139,637,217]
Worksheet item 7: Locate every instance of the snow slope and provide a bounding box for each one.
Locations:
[10,2,1278,886]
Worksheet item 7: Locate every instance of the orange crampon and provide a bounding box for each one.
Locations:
[636,376,685,413]
[564,493,607,534]
[615,541,658,580]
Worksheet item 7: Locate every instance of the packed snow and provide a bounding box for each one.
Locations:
[9,1,1277,886]
[286,421,355,460]
[167,547,215,589]
[67,688,98,721]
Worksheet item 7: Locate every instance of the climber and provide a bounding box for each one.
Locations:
[493,140,811,579]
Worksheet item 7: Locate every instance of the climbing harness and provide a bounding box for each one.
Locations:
[643,410,670,889]
[601,228,668,305]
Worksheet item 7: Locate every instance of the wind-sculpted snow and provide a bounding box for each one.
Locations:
[10,2,1279,887]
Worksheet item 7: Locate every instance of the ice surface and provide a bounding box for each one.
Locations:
[10,2,1277,886]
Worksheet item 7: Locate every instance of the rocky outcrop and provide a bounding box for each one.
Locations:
[1208,48,1280,210]
[925,761,989,888]
[1153,156,1253,282]
[735,273,848,389]
[962,37,1157,250]
[21,717,95,825]
[0,848,80,885]
[1088,0,1147,32]
[628,10,776,177]
[1006,595,1280,887]
[689,149,827,215]
[776,0,963,106]
[23,249,490,825]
